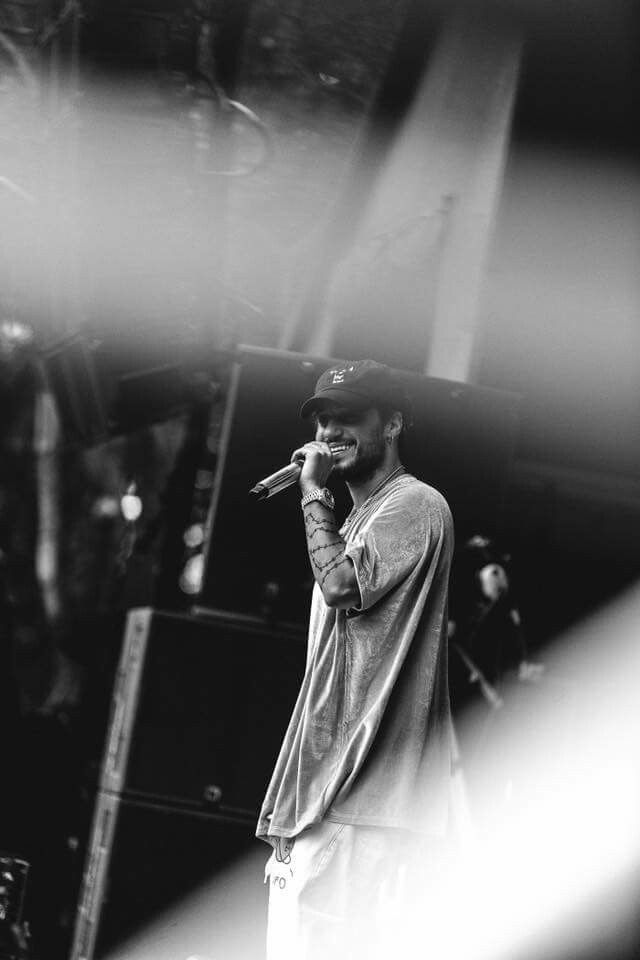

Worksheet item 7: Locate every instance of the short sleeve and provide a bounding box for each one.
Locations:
[344,486,448,612]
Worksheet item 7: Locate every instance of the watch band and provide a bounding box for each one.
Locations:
[300,487,335,511]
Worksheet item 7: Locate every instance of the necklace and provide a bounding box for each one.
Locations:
[343,465,406,533]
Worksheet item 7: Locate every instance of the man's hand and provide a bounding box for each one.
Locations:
[291,441,334,496]
[293,441,359,608]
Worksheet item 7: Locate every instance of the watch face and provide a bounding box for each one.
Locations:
[322,489,335,510]
[303,488,334,510]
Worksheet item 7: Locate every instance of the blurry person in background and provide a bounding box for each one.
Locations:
[448,534,544,709]
[256,359,456,960]
[448,534,544,815]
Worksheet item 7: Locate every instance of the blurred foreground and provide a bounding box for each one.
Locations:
[102,584,640,960]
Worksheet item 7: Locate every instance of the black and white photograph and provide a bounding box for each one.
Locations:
[0,1,637,958]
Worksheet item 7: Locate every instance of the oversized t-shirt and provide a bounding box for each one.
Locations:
[256,473,454,842]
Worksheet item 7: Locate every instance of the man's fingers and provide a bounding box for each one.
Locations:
[290,442,332,464]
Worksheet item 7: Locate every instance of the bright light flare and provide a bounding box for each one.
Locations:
[104,846,267,960]
[390,583,640,960]
[101,585,640,960]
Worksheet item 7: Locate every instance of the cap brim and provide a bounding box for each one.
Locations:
[299,388,371,419]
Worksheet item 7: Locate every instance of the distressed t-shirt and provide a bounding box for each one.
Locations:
[256,473,454,842]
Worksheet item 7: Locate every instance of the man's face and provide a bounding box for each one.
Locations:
[313,404,387,482]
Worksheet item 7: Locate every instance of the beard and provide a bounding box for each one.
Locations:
[333,427,386,483]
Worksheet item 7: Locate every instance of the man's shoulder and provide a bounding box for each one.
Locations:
[394,474,452,516]
[376,475,453,538]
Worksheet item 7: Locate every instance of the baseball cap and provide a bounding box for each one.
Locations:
[300,359,408,419]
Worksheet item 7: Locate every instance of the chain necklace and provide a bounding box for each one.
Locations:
[342,465,406,534]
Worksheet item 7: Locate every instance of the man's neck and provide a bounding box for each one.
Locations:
[346,452,403,510]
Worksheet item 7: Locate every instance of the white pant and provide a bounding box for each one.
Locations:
[264,820,423,960]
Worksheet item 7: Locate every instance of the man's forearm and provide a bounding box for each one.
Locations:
[302,502,359,608]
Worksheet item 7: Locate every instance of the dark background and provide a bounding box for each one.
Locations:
[0,1,637,958]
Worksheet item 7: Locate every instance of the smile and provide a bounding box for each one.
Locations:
[329,443,354,456]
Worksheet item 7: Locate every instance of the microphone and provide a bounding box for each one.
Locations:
[249,462,302,500]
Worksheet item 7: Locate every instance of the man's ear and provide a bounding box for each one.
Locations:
[386,410,404,442]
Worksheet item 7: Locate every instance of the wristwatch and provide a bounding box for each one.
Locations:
[300,487,335,511]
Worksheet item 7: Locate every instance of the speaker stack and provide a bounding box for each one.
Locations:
[70,607,304,960]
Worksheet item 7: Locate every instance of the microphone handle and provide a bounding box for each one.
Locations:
[249,462,301,500]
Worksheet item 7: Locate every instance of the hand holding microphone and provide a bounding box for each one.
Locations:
[249,442,334,500]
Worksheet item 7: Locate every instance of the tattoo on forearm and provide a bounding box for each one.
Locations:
[308,539,342,556]
[303,508,350,587]
[316,554,351,587]
[304,511,336,537]
[309,542,342,574]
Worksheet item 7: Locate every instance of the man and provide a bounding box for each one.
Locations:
[256,359,455,960]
